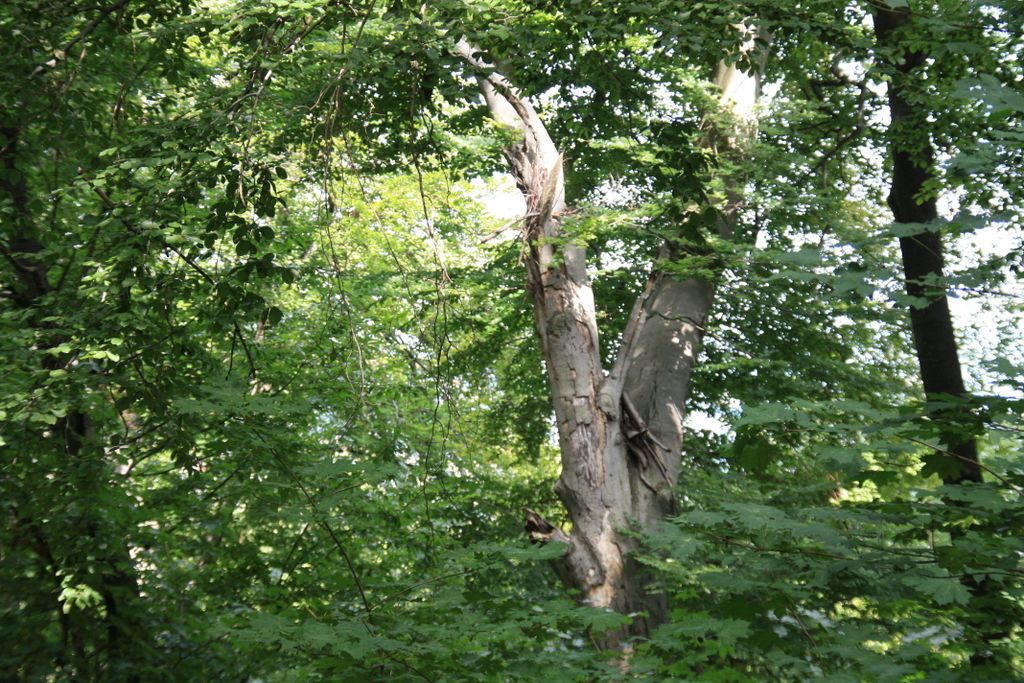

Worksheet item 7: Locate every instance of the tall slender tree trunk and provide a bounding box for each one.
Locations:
[2,120,146,680]
[457,32,765,645]
[873,5,981,485]
[874,3,1009,668]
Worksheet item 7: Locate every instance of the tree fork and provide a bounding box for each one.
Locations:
[457,30,766,648]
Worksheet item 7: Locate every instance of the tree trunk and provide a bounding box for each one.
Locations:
[873,5,982,485]
[457,33,764,645]
[874,3,1008,667]
[2,121,146,679]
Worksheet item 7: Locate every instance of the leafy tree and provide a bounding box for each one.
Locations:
[1,0,1022,680]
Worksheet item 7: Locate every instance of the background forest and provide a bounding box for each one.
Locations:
[2,0,1023,680]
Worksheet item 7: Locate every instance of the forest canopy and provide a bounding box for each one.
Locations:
[2,0,1023,680]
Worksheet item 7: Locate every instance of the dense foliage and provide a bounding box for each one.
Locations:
[2,0,1022,680]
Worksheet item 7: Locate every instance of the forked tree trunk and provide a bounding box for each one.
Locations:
[457,32,765,645]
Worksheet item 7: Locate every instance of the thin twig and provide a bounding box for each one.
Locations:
[30,0,130,78]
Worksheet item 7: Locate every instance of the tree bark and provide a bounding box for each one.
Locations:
[458,33,764,646]
[874,3,1007,668]
[873,4,981,485]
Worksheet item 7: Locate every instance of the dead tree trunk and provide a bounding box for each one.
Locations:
[457,33,765,645]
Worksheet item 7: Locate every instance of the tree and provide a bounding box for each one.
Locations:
[453,23,768,642]
[874,0,1020,667]
[874,1,982,486]
[2,1,1022,680]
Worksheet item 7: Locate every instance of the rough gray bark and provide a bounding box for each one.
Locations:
[457,37,764,644]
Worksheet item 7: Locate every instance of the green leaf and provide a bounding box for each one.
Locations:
[902,574,971,606]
